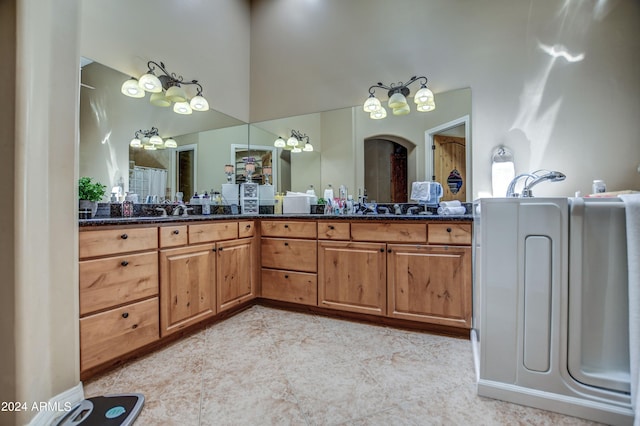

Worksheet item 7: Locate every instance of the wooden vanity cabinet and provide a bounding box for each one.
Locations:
[216,230,255,313]
[260,220,318,306]
[79,226,160,373]
[386,222,472,328]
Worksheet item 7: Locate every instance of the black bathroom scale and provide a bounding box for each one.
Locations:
[55,393,144,426]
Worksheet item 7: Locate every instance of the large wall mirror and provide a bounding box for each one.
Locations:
[80,58,471,204]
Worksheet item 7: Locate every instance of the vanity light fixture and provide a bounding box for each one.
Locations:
[363,76,435,119]
[274,129,313,152]
[129,127,177,150]
[121,60,209,115]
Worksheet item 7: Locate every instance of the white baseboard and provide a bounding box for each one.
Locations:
[28,382,84,426]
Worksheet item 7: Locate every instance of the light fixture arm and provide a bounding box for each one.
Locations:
[134,126,160,139]
[146,60,205,95]
[368,75,428,97]
[290,129,309,144]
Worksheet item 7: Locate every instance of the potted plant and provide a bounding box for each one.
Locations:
[78,176,106,218]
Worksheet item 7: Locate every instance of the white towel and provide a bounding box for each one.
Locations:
[410,181,431,201]
[437,206,467,215]
[440,200,462,208]
[619,193,640,425]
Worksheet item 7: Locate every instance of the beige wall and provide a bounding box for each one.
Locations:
[12,0,80,424]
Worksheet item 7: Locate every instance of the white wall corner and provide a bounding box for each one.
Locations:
[28,383,84,426]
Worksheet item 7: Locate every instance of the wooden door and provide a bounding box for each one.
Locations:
[390,151,408,203]
[387,244,471,328]
[159,244,216,336]
[433,135,466,202]
[318,241,387,316]
[217,238,254,312]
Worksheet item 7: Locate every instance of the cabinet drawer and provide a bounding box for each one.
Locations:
[428,223,472,245]
[189,222,238,244]
[261,220,317,239]
[261,238,317,272]
[238,220,255,238]
[351,222,427,243]
[261,269,317,306]
[79,227,157,258]
[317,221,350,240]
[159,225,188,248]
[80,297,159,372]
[79,252,158,316]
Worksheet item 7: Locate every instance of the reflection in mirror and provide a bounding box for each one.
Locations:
[79,58,246,202]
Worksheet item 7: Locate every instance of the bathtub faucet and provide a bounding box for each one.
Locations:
[506,170,566,198]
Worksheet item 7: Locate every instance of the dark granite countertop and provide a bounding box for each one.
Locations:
[79,213,473,227]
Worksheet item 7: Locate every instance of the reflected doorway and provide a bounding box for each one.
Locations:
[364,138,410,203]
[177,144,197,200]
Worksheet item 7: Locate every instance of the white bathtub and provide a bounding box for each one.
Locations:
[472,197,634,425]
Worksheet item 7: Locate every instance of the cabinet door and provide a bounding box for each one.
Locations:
[387,244,471,328]
[217,239,254,312]
[159,244,216,336]
[318,241,386,316]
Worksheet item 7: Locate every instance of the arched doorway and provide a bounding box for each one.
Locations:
[364,136,414,203]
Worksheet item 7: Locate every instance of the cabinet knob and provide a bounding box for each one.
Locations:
[446,227,452,233]
[246,224,251,229]
[284,224,289,228]
[173,229,180,235]
[329,225,335,230]
[387,249,392,253]
[379,248,385,252]
[284,274,289,279]
[284,242,289,246]
[120,233,128,239]
[120,260,129,267]
[131,324,138,329]
[212,248,217,252]
[122,312,129,318]
[218,247,224,251]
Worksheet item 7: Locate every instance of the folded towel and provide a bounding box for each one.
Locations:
[437,206,467,215]
[410,181,431,201]
[619,193,640,423]
[440,200,462,208]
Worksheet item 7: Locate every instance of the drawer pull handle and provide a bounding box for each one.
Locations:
[246,224,251,229]
[120,260,129,267]
[284,242,289,246]
[284,274,289,279]
[379,248,385,252]
[173,229,180,235]
[329,225,335,230]
[218,247,224,251]
[122,312,129,319]
[387,249,392,253]
[446,227,452,233]
[284,224,289,228]
[120,233,128,240]
[212,248,217,252]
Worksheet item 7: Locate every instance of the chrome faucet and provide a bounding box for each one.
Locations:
[172,204,187,216]
[506,170,566,197]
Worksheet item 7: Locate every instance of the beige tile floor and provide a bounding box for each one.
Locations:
[84,305,600,425]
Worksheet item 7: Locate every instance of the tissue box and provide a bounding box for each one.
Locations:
[283,196,311,214]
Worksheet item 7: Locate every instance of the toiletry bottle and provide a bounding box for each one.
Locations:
[190,191,200,204]
[306,185,317,197]
[323,184,334,202]
[202,192,211,215]
[592,180,606,194]
[346,195,354,215]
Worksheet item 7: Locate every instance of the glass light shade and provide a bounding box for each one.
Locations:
[173,101,193,115]
[363,96,382,113]
[416,101,436,112]
[392,104,411,116]
[370,107,387,120]
[150,92,171,107]
[263,166,272,176]
[165,85,187,102]
[121,79,145,98]
[130,138,142,148]
[414,86,434,104]
[292,147,302,153]
[283,144,293,151]
[274,137,286,148]
[388,92,408,109]
[164,138,177,148]
[149,135,163,145]
[303,142,314,152]
[224,164,234,174]
[138,73,162,93]
[287,136,299,147]
[156,144,167,150]
[190,95,209,111]
[143,144,157,150]
[245,163,256,173]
